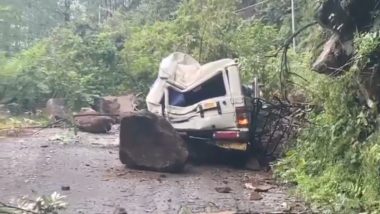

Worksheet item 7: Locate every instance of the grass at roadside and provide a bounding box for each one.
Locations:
[0,116,50,137]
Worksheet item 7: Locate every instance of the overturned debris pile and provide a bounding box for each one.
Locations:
[119,111,189,172]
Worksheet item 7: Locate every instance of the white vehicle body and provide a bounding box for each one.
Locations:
[146,52,257,151]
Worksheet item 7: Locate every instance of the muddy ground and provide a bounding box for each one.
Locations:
[0,128,307,214]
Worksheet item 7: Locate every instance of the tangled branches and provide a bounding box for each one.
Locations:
[273,21,318,100]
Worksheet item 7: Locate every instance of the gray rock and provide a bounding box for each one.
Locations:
[93,96,120,115]
[74,108,114,134]
[61,185,70,191]
[245,157,261,171]
[46,98,69,120]
[119,111,189,172]
[215,187,232,193]
[0,104,10,119]
[312,35,353,75]
[113,208,127,214]
[250,192,263,201]
[254,185,274,193]
[93,94,138,123]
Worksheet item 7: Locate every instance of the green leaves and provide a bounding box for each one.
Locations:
[275,67,380,212]
[355,31,380,64]
[232,22,280,92]
[0,20,128,110]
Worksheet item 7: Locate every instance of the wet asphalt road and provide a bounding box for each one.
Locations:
[0,129,305,214]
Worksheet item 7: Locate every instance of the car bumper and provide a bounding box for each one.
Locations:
[179,130,250,151]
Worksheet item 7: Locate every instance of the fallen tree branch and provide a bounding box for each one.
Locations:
[72,113,120,118]
[267,21,318,58]
[0,202,38,214]
[0,119,66,131]
[278,22,319,100]
[31,119,67,136]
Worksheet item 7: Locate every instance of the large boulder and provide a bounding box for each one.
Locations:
[92,96,120,115]
[119,111,189,172]
[46,98,69,120]
[317,0,375,37]
[312,35,353,75]
[74,108,114,134]
[92,94,138,122]
[314,0,380,107]
[117,95,138,114]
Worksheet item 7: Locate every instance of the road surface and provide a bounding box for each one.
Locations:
[0,129,307,214]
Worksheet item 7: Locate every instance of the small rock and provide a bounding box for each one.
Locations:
[254,185,274,192]
[250,192,263,201]
[40,145,49,148]
[61,185,70,191]
[215,187,232,193]
[113,207,127,214]
[160,174,167,178]
[245,157,261,171]
[116,172,127,177]
[204,212,235,214]
[244,183,255,190]
[264,178,276,185]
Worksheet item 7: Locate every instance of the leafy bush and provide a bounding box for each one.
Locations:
[275,35,380,212]
[0,21,127,111]
[1,0,286,111]
[232,22,280,93]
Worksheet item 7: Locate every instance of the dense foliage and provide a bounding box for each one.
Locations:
[0,0,282,110]
[275,25,380,213]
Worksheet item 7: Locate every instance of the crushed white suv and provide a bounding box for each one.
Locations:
[146,52,261,152]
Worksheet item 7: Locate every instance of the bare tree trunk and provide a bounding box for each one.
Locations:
[63,0,71,23]
[103,0,128,18]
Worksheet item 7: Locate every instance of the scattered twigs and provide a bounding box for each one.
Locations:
[72,113,119,118]
[31,119,67,136]
[254,97,312,157]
